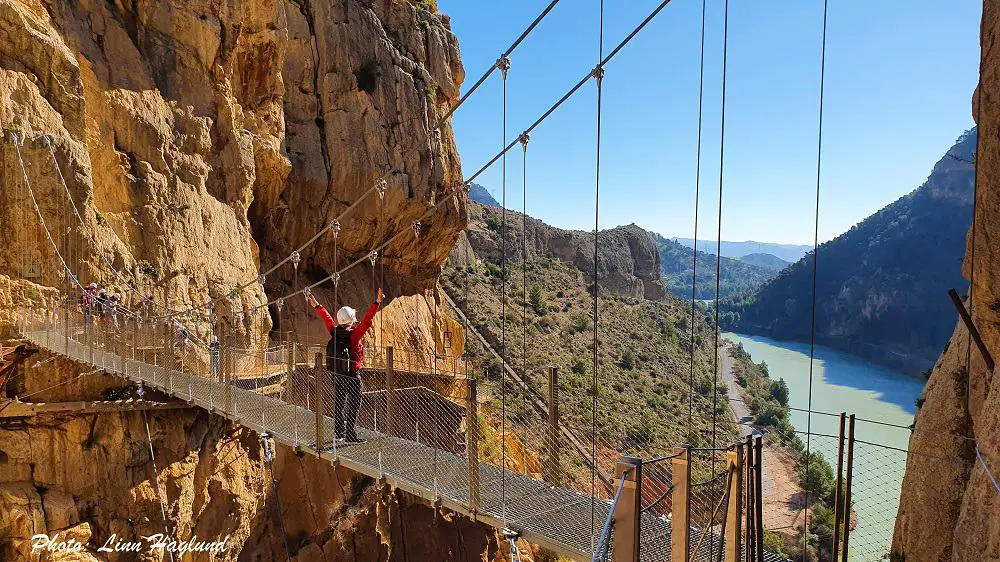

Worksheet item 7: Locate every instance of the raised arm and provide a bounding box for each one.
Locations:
[350,289,384,346]
[308,293,337,332]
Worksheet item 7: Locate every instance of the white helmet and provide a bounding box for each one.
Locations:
[336,306,357,326]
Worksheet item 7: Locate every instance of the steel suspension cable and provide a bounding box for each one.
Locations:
[711,0,732,489]
[591,0,605,547]
[13,136,76,285]
[238,0,685,318]
[436,0,563,128]
[261,433,293,561]
[137,382,177,562]
[161,0,561,322]
[803,0,830,554]
[520,132,529,465]
[464,0,679,188]
[688,0,708,433]
[45,138,191,325]
[498,53,511,529]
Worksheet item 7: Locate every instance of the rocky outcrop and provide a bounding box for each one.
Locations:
[892,1,1000,558]
[0,0,472,559]
[459,201,666,300]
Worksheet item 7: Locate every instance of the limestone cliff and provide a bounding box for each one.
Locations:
[457,201,667,301]
[0,0,479,559]
[892,0,1000,558]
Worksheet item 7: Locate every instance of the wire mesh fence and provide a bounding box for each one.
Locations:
[16,297,951,562]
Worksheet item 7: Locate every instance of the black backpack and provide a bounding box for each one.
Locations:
[327,326,355,375]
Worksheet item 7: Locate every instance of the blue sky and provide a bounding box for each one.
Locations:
[437,0,981,245]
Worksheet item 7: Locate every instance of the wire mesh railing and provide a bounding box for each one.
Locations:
[15,297,947,562]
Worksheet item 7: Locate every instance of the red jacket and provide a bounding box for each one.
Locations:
[314,302,379,371]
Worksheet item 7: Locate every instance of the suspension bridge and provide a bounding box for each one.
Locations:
[0,0,960,559]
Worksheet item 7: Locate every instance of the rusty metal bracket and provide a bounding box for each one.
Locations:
[949,288,995,371]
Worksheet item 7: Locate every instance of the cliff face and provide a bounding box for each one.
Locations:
[0,0,475,559]
[892,1,1000,558]
[458,202,666,301]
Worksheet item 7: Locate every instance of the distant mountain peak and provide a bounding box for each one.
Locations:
[468,182,500,207]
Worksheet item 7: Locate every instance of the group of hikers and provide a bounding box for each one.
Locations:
[76,275,383,446]
[78,282,126,327]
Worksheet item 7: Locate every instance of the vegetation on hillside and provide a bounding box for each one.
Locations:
[718,129,975,375]
[654,233,782,300]
[728,341,841,561]
[442,204,753,492]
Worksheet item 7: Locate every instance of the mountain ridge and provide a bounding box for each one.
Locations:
[721,128,976,375]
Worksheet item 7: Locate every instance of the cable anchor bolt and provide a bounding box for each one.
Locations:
[261,432,275,463]
[496,55,511,79]
[592,64,605,85]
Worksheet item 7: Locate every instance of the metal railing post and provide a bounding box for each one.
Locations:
[164,323,173,391]
[745,435,755,561]
[314,352,325,452]
[385,346,396,436]
[63,302,69,355]
[671,445,691,562]
[611,456,642,562]
[726,445,744,562]
[224,325,234,415]
[466,376,480,513]
[841,414,856,560]
[546,365,560,485]
[87,316,94,364]
[754,437,764,562]
[833,412,847,560]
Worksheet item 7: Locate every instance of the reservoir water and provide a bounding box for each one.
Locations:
[723,332,926,560]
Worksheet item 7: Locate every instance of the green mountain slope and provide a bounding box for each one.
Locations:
[443,202,740,481]
[654,233,782,300]
[720,129,976,375]
[738,253,790,271]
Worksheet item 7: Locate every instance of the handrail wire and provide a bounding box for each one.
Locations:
[464,0,679,187]
[246,0,685,316]
[710,0,732,507]
[162,0,565,320]
[688,0,709,433]
[802,0,830,556]
[592,467,629,562]
[499,53,511,528]
[591,0,606,549]
[436,0,563,128]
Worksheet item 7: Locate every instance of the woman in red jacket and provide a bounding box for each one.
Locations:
[307,288,383,444]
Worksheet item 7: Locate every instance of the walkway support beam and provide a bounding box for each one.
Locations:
[611,456,642,562]
[841,414,856,561]
[726,446,743,562]
[466,376,480,512]
[314,352,325,451]
[386,346,396,436]
[832,412,847,559]
[671,446,691,562]
[546,365,560,485]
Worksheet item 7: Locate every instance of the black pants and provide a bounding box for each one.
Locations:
[334,374,362,439]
